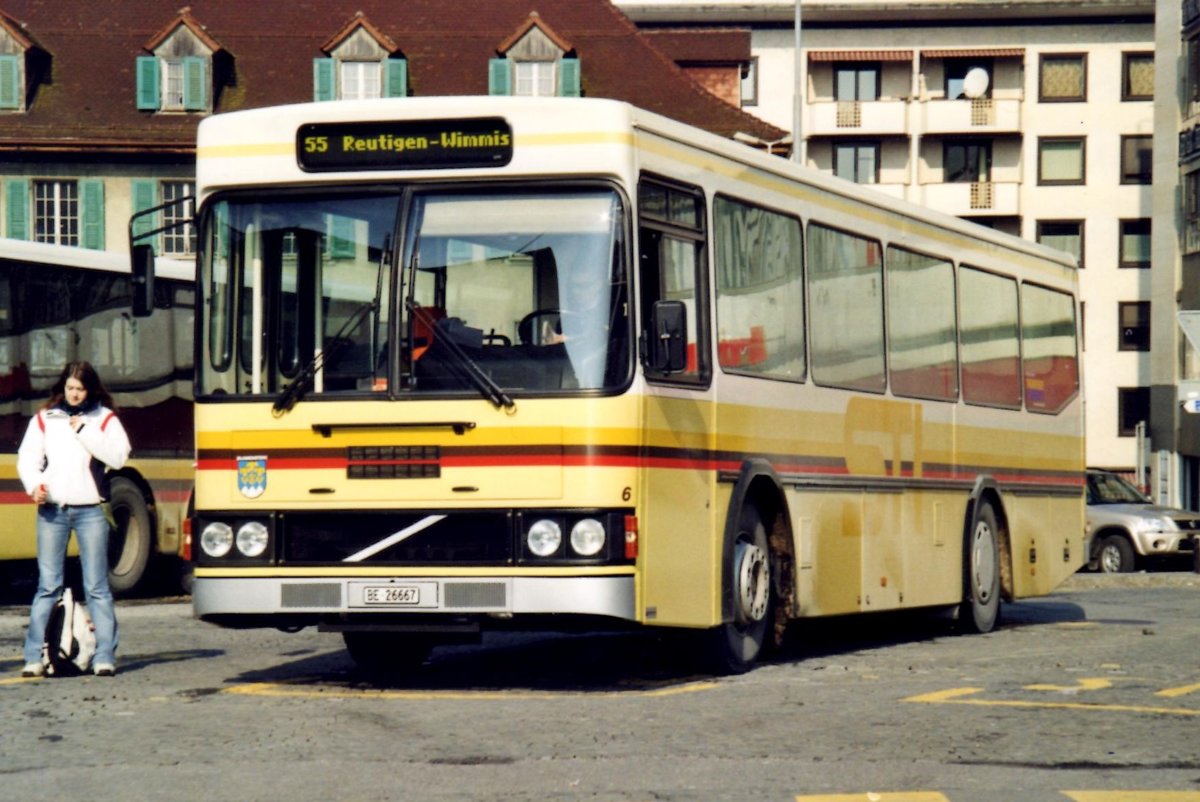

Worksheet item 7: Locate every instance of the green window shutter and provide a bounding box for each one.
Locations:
[131,179,159,244]
[385,59,408,98]
[328,215,355,259]
[80,180,105,250]
[559,59,581,97]
[182,56,208,111]
[0,55,20,110]
[136,56,161,110]
[5,179,29,240]
[488,59,511,96]
[313,58,335,101]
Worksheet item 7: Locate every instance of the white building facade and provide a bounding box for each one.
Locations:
[620,0,1162,490]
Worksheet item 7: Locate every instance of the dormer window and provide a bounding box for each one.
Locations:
[314,15,406,101]
[0,13,37,112]
[136,11,220,113]
[490,13,580,97]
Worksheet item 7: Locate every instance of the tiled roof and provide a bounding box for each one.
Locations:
[641,28,752,64]
[0,0,785,152]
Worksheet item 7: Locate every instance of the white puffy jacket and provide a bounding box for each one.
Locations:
[17,404,131,506]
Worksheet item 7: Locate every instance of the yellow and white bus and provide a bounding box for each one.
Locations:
[152,97,1083,672]
[0,238,194,594]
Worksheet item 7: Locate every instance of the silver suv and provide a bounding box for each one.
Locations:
[1086,469,1200,573]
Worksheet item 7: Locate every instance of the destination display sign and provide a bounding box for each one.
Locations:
[297,118,513,172]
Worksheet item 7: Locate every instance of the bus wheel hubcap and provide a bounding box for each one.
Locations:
[735,541,769,623]
[972,522,996,604]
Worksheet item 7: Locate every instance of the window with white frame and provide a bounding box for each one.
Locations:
[162,59,186,110]
[340,61,382,100]
[741,57,758,107]
[162,181,196,255]
[34,180,79,246]
[515,61,556,97]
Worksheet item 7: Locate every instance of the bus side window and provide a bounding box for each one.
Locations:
[637,179,709,384]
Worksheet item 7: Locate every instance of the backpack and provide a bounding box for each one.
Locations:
[41,587,96,677]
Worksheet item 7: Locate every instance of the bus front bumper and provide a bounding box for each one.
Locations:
[192,574,637,624]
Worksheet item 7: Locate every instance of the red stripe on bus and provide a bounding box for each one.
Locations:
[194,452,1081,486]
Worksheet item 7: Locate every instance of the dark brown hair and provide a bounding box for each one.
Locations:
[45,361,115,411]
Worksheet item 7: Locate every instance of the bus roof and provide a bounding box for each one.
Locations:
[195,96,1077,273]
[0,238,193,282]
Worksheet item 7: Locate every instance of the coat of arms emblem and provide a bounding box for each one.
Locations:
[237,455,267,499]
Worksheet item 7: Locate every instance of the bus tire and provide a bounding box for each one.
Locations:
[107,477,153,596]
[342,632,432,674]
[708,504,773,674]
[1096,534,1136,574]
[959,501,1001,634]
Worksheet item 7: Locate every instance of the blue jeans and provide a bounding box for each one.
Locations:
[24,504,118,667]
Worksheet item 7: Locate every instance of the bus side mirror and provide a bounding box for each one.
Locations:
[648,300,687,373]
[131,244,156,318]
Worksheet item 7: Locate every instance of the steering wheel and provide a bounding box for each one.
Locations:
[517,308,561,345]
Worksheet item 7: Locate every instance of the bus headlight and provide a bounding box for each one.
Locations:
[570,518,606,557]
[200,522,234,558]
[236,521,269,557]
[527,519,563,557]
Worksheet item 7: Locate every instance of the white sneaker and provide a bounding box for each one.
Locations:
[21,663,43,678]
[93,663,115,677]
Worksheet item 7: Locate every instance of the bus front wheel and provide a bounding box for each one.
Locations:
[959,501,1001,634]
[107,477,153,596]
[1095,534,1136,574]
[708,504,773,674]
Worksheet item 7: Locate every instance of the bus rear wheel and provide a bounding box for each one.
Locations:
[342,632,433,675]
[959,501,1001,634]
[107,477,153,596]
[708,504,773,674]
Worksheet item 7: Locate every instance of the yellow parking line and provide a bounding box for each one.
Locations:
[224,679,718,700]
[904,687,1200,716]
[795,794,949,802]
[1024,678,1113,693]
[1063,793,1200,802]
[1157,683,1200,698]
[0,676,41,685]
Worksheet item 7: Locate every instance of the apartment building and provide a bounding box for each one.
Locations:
[620,0,1161,490]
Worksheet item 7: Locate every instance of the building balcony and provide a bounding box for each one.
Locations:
[916,181,1020,216]
[921,98,1023,134]
[806,100,909,137]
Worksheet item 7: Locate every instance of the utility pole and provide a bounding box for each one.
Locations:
[792,0,802,164]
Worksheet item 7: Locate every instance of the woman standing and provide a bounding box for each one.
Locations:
[17,361,131,677]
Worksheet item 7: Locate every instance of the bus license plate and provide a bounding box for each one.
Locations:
[363,586,420,606]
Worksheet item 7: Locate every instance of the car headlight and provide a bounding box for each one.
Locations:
[236,521,269,557]
[527,519,563,557]
[570,518,606,557]
[1134,516,1174,535]
[200,522,234,558]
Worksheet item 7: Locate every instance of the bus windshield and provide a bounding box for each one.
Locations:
[404,188,630,395]
[197,186,630,399]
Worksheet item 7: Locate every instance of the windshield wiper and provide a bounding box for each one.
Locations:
[406,299,514,412]
[273,299,377,416]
